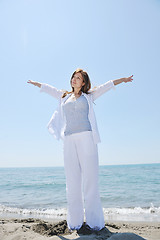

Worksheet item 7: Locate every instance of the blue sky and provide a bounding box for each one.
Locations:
[0,0,160,167]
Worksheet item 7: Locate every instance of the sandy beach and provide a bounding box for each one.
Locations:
[0,218,159,240]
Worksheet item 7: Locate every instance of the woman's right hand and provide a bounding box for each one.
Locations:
[27,80,41,88]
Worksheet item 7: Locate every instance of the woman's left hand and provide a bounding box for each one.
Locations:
[124,75,133,83]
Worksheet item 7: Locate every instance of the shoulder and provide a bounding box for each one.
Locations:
[61,90,71,98]
[82,92,94,102]
[61,92,71,103]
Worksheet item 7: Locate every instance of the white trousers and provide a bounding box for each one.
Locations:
[63,131,104,230]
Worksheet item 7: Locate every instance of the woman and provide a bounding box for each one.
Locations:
[27,69,133,232]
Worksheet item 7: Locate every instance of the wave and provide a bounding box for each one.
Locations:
[0,203,160,222]
[0,204,67,219]
[103,203,160,222]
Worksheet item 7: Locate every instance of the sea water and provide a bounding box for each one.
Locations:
[0,164,160,222]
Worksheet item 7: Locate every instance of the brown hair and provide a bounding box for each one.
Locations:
[62,68,91,98]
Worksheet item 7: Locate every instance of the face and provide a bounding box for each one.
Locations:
[71,72,85,89]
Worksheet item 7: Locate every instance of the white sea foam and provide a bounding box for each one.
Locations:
[0,204,67,220]
[0,204,160,222]
[103,203,160,222]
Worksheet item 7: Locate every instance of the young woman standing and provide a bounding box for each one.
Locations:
[28,69,133,231]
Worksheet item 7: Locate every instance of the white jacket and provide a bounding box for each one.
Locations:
[40,80,115,144]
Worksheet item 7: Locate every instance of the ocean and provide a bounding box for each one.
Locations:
[0,164,160,222]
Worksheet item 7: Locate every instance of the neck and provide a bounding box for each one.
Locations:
[73,88,82,95]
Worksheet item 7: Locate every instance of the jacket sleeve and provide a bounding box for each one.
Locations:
[40,83,64,99]
[91,80,116,101]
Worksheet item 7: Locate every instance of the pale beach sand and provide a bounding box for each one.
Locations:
[0,218,160,240]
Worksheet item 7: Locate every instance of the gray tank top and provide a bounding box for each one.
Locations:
[62,94,92,136]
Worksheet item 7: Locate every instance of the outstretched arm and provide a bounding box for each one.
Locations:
[27,80,63,99]
[91,75,133,101]
[113,75,133,85]
[27,80,41,88]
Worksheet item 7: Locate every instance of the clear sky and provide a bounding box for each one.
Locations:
[0,0,160,167]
